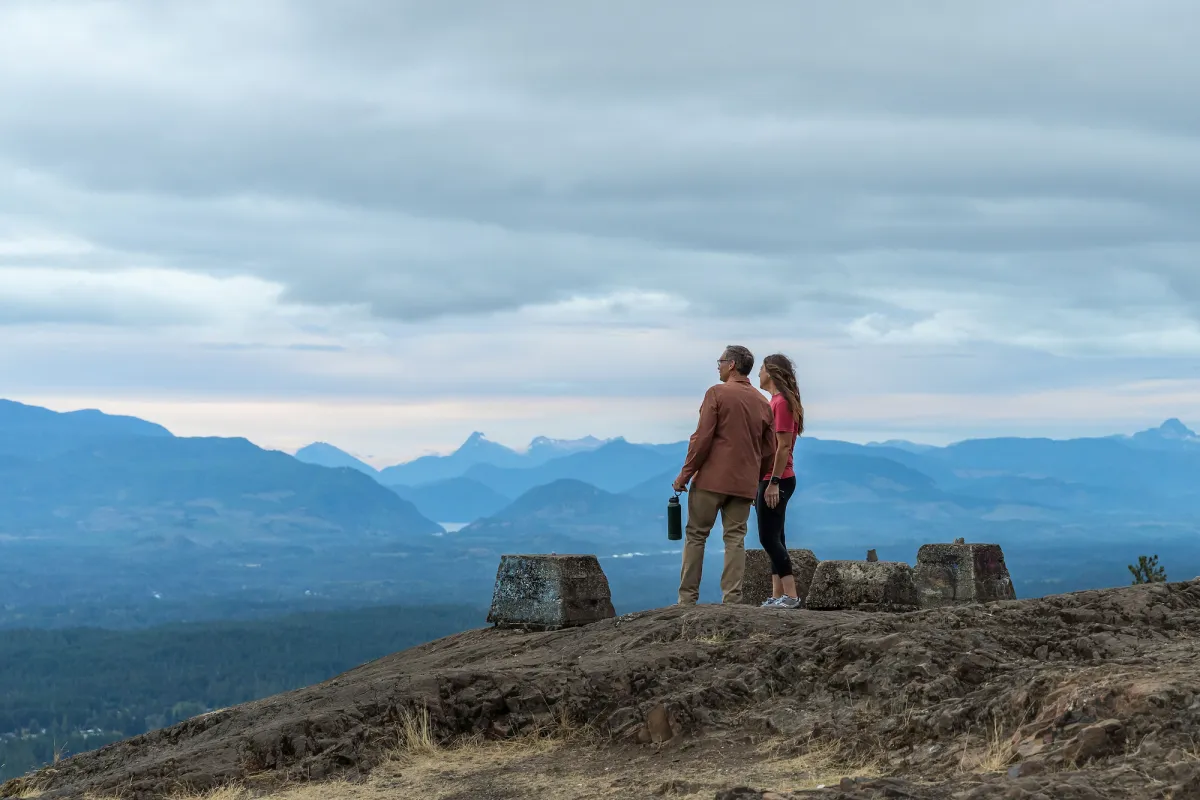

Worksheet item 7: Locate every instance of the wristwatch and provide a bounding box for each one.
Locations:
[769,476,780,485]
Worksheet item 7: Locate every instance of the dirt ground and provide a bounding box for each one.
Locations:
[7,580,1200,799]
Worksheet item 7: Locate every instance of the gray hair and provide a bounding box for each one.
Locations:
[722,345,754,376]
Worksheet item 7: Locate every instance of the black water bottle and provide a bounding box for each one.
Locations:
[667,493,683,541]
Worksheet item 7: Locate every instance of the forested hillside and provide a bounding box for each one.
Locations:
[0,604,482,780]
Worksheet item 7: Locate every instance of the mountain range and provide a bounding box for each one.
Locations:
[0,399,172,460]
[364,432,612,487]
[0,400,438,541]
[293,416,1200,605]
[296,417,1200,522]
[4,396,1200,626]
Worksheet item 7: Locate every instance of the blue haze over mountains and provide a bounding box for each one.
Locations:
[2,397,1199,629]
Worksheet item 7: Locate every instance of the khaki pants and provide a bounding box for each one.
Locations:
[677,488,752,605]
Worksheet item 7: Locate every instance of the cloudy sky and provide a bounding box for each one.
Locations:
[3,1,1200,465]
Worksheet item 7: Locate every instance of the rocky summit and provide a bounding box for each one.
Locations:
[7,581,1200,799]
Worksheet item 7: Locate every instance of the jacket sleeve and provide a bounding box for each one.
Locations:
[759,411,778,478]
[678,388,719,481]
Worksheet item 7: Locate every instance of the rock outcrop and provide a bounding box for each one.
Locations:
[805,559,920,612]
[914,542,1016,608]
[486,553,616,631]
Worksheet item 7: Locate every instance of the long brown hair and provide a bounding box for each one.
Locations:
[762,353,804,435]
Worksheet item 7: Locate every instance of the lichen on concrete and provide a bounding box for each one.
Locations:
[805,559,920,612]
[486,554,616,630]
[914,542,1016,608]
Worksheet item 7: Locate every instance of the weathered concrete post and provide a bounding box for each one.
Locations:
[805,560,920,612]
[741,549,819,606]
[487,554,616,630]
[914,542,1016,608]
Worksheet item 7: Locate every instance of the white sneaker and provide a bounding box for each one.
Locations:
[760,596,782,607]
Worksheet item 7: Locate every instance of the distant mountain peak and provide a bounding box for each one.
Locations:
[457,432,507,453]
[1125,417,1200,449]
[293,442,378,475]
[528,434,603,448]
[1157,418,1195,437]
[526,434,611,456]
[297,441,342,454]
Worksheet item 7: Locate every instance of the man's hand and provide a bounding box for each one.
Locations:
[672,475,689,493]
[765,482,781,509]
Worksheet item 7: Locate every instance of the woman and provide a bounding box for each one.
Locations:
[756,353,805,608]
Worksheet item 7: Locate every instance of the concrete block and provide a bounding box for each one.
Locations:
[915,543,1016,608]
[487,554,616,630]
[741,549,819,606]
[805,560,920,612]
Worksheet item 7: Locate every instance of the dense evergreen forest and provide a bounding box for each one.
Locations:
[0,604,483,781]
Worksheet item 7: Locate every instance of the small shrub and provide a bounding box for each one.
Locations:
[1129,554,1167,585]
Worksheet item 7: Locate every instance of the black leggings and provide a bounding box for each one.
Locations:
[756,476,797,577]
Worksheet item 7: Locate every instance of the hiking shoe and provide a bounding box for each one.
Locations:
[775,596,801,609]
[760,596,782,607]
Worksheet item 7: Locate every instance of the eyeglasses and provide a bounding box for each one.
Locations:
[717,358,732,366]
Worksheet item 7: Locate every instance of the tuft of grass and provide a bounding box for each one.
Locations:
[258,781,361,800]
[759,736,885,789]
[545,703,598,745]
[956,716,1012,774]
[395,706,438,757]
[83,786,252,800]
[391,701,598,762]
[168,787,251,800]
[379,700,602,789]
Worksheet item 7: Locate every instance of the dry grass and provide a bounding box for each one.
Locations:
[757,736,886,790]
[676,613,744,646]
[349,700,607,798]
[46,733,888,800]
[78,785,273,800]
[956,716,1012,774]
[394,705,438,756]
[693,631,731,645]
[14,711,887,800]
[387,701,595,764]
[259,782,364,800]
[168,788,252,800]
[4,778,53,799]
[343,731,883,800]
[75,782,266,800]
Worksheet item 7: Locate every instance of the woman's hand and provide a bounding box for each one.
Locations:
[765,483,780,508]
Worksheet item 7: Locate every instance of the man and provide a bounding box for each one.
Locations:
[673,345,777,605]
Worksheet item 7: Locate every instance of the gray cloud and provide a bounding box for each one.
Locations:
[2,0,1200,339]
